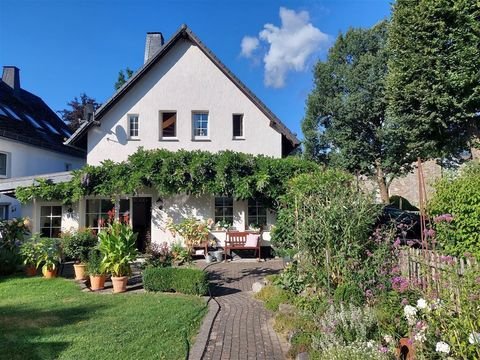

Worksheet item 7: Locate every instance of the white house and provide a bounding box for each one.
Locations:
[0,66,85,225]
[16,26,299,250]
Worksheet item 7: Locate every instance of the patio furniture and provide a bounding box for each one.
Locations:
[224,231,261,261]
[191,241,209,257]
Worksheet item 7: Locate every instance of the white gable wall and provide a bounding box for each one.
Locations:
[87,39,282,164]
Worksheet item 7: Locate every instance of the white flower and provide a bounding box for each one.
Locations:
[366,340,375,349]
[416,298,428,310]
[404,305,417,325]
[414,332,426,343]
[384,335,394,344]
[469,332,480,345]
[436,341,450,354]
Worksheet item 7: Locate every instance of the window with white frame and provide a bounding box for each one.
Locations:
[160,111,177,139]
[0,152,8,177]
[0,205,8,220]
[85,199,114,232]
[247,199,267,227]
[40,205,62,238]
[192,112,209,139]
[232,114,244,138]
[128,114,139,138]
[214,196,233,225]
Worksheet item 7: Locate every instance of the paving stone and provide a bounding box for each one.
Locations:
[200,260,286,360]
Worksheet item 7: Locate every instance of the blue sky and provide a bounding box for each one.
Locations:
[0,0,391,139]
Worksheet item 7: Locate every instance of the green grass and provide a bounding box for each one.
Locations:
[0,276,207,360]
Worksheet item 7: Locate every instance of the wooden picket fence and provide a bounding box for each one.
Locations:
[399,247,478,296]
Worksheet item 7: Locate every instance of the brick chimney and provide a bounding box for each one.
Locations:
[144,32,164,63]
[2,66,20,92]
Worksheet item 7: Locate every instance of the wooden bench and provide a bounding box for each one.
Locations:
[224,231,261,261]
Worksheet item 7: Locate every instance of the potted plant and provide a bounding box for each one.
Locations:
[19,234,41,276]
[85,248,106,291]
[98,220,138,293]
[37,237,61,278]
[171,242,191,265]
[167,217,209,249]
[61,229,97,280]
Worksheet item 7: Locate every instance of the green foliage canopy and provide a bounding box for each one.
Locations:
[16,148,319,209]
[386,0,480,160]
[302,21,412,203]
[428,161,480,259]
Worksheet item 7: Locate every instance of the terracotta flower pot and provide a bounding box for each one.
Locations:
[89,274,106,291]
[25,265,37,276]
[73,263,87,281]
[43,267,57,279]
[111,276,128,293]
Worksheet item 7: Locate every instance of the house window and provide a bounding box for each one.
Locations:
[85,199,114,232]
[247,199,267,227]
[192,112,209,139]
[128,114,139,138]
[0,152,8,177]
[214,196,233,225]
[0,205,8,220]
[160,111,177,139]
[40,205,62,238]
[233,114,244,138]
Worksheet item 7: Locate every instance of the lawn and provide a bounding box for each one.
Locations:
[0,276,207,360]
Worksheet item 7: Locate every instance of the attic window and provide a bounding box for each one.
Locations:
[160,111,176,139]
[1,105,22,121]
[233,114,244,138]
[128,114,139,138]
[25,114,43,129]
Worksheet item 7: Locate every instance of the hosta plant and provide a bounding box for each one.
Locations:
[98,220,138,277]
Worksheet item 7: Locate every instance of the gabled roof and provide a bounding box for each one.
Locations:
[0,81,85,158]
[66,25,299,148]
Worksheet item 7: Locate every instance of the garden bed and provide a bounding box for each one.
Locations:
[0,276,207,359]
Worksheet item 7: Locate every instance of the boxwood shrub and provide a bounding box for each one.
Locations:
[143,267,209,295]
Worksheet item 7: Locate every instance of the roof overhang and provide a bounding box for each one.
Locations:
[0,171,73,195]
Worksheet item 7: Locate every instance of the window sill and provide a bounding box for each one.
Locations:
[128,138,141,141]
[192,138,211,142]
[232,136,245,141]
[159,137,179,142]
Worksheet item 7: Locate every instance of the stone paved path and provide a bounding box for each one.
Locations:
[201,260,286,360]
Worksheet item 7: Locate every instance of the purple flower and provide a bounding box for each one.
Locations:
[379,346,389,353]
[401,298,409,305]
[426,228,436,238]
[365,289,373,298]
[434,214,454,223]
[391,276,409,292]
[393,238,401,248]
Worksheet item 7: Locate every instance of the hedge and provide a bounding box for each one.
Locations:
[142,267,209,295]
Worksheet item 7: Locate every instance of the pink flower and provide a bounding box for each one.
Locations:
[426,228,436,238]
[434,214,454,223]
[401,298,409,305]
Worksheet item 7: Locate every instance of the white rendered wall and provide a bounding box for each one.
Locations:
[0,138,85,178]
[87,38,283,165]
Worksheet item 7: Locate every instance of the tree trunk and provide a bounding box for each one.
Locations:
[375,160,390,204]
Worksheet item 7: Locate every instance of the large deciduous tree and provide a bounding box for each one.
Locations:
[386,0,480,160]
[58,93,100,132]
[302,21,412,203]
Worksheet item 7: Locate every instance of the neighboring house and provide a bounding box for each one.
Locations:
[0,66,85,225]
[17,25,299,250]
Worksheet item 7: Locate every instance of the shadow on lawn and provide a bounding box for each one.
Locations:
[0,303,104,360]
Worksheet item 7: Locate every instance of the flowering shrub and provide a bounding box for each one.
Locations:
[428,161,480,259]
[0,217,31,250]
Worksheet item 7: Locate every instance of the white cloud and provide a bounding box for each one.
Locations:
[240,36,260,58]
[241,7,329,88]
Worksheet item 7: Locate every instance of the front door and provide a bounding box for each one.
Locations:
[132,197,152,252]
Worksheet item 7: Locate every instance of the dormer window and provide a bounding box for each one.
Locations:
[192,112,209,140]
[128,114,139,139]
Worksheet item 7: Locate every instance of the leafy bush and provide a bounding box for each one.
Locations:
[19,234,42,267]
[255,285,293,311]
[36,237,62,272]
[428,161,480,259]
[0,217,30,250]
[142,242,172,268]
[334,282,364,306]
[0,247,21,275]
[142,267,208,295]
[98,221,138,277]
[61,229,97,263]
[85,248,104,276]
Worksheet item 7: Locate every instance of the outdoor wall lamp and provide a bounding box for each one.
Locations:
[156,198,164,210]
